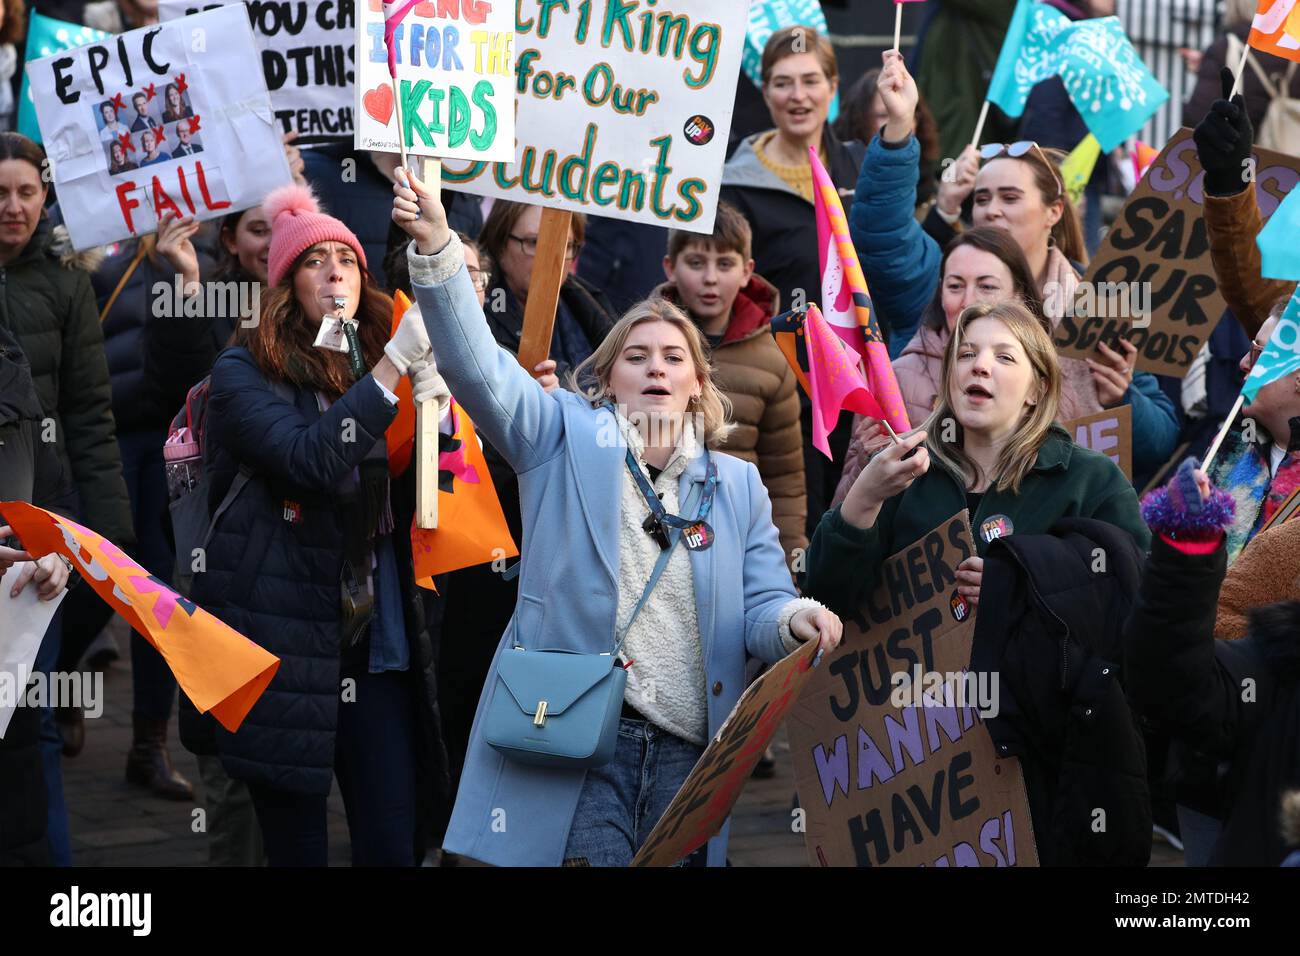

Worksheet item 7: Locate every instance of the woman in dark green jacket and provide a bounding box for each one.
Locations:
[806,301,1149,617]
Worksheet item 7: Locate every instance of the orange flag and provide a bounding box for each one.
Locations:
[411,400,518,586]
[0,501,278,731]
[386,290,418,476]
[1248,1,1300,61]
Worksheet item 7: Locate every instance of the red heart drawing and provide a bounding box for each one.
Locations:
[363,84,394,126]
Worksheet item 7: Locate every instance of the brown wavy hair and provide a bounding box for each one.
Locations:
[239,250,393,398]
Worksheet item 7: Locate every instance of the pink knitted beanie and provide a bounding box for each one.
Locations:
[263,183,367,287]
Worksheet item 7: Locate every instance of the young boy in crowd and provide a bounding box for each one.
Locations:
[656,202,807,568]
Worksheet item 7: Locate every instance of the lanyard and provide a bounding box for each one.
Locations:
[625,448,717,550]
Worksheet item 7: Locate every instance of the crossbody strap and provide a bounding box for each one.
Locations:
[611,471,707,658]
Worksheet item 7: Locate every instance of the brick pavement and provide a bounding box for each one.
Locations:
[59,619,1182,867]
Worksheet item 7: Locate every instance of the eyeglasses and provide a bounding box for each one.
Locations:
[507,233,582,261]
[467,268,490,292]
[979,141,1064,201]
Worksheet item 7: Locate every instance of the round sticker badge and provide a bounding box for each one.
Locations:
[980,514,1014,544]
[682,521,715,551]
[683,115,715,145]
[949,591,970,622]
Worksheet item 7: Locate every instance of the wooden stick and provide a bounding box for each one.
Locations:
[970,100,991,150]
[1229,37,1249,100]
[390,75,409,171]
[414,154,439,531]
[100,243,148,323]
[893,3,903,52]
[1202,392,1246,473]
[517,207,572,375]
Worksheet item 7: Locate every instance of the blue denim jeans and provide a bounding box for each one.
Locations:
[562,718,705,867]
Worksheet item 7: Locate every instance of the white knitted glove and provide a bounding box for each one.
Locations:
[408,355,451,415]
[384,301,431,374]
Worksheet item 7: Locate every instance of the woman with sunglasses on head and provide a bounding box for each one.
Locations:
[849,50,1177,486]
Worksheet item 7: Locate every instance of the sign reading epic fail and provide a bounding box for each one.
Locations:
[26,6,291,250]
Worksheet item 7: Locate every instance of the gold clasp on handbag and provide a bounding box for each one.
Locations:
[533,700,548,727]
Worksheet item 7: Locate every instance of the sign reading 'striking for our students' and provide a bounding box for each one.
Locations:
[440,0,746,233]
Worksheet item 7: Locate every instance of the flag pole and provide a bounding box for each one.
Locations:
[1202,392,1245,472]
[894,3,903,52]
[1229,37,1249,100]
[970,100,991,150]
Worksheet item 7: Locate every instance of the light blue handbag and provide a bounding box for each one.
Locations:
[483,476,705,769]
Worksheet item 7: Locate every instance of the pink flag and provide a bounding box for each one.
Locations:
[382,0,422,79]
[809,147,911,435]
[805,304,890,459]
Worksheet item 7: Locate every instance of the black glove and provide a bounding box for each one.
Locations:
[1193,66,1254,197]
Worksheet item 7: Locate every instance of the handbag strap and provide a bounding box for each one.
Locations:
[611,471,706,659]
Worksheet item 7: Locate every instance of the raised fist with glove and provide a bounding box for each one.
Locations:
[1193,67,1255,198]
[384,297,432,375]
[407,354,451,417]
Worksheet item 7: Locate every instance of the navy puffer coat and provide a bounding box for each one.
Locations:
[192,347,449,814]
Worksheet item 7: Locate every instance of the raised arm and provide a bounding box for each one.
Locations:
[393,169,564,474]
[207,348,397,491]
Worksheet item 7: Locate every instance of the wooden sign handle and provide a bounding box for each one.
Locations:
[517,207,572,374]
[415,154,444,531]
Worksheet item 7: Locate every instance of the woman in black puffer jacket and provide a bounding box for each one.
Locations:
[0,323,73,865]
[192,183,450,866]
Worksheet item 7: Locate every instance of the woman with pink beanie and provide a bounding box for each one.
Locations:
[189,182,454,866]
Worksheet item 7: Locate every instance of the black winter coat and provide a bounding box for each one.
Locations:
[1126,536,1300,866]
[0,324,70,865]
[192,347,449,819]
[972,518,1151,866]
[0,219,132,544]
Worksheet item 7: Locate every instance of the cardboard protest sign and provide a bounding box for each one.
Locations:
[440,0,747,233]
[788,513,1039,867]
[18,13,111,144]
[632,639,820,867]
[354,0,515,161]
[160,0,356,145]
[1063,404,1132,481]
[1053,127,1300,377]
[27,6,292,251]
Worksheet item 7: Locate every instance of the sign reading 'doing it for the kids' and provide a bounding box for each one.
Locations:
[440,0,746,233]
[159,0,357,146]
[27,6,291,250]
[355,0,515,161]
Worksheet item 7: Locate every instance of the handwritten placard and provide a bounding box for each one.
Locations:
[439,0,746,233]
[788,513,1039,867]
[1063,404,1132,481]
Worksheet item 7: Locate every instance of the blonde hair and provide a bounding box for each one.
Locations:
[571,298,734,446]
[922,302,1063,494]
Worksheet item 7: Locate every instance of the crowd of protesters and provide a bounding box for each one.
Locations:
[1,1,1299,870]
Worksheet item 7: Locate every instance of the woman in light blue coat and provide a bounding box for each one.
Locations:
[392,171,844,867]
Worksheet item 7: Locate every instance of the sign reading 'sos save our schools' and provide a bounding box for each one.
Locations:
[440,0,746,233]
